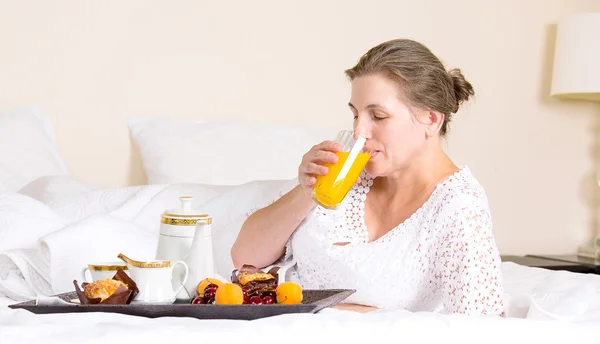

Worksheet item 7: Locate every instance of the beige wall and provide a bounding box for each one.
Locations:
[1,0,599,256]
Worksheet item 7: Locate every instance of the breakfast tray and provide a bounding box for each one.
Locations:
[8,289,355,320]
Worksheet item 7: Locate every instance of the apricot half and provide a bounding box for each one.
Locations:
[276,282,303,305]
[215,283,244,305]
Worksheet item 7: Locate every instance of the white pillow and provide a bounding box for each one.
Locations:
[0,108,70,191]
[128,117,339,185]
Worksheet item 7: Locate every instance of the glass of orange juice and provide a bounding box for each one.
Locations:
[312,130,372,209]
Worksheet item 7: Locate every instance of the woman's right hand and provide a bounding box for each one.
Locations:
[298,140,341,194]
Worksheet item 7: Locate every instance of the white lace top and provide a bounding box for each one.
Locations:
[282,166,505,316]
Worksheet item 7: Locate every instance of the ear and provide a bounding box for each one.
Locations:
[421,110,445,138]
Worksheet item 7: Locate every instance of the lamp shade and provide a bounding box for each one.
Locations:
[550,12,600,101]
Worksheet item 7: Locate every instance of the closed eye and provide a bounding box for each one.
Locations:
[372,112,387,121]
[353,113,386,121]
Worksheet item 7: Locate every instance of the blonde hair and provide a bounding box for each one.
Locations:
[345,39,474,135]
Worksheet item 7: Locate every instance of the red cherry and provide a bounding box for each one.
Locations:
[204,284,219,299]
[204,290,215,299]
[242,286,250,302]
[249,296,263,305]
[191,296,205,304]
[261,290,276,299]
[204,283,219,292]
[246,286,258,296]
[263,296,274,304]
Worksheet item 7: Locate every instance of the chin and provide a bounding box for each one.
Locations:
[364,163,381,178]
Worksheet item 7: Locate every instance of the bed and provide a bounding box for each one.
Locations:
[1,108,599,343]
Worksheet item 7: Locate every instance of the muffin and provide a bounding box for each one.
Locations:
[74,269,138,305]
[83,279,129,302]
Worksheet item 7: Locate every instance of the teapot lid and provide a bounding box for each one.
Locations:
[162,196,211,221]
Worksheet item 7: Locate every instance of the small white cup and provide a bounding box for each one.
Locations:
[81,262,129,283]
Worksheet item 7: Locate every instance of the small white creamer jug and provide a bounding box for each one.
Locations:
[117,253,189,305]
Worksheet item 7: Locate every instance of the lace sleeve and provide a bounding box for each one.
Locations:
[275,237,293,263]
[436,201,505,316]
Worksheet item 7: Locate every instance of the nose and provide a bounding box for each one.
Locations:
[353,116,372,140]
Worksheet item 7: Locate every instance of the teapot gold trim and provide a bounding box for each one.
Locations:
[160,217,212,226]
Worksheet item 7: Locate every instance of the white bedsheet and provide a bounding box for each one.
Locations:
[1,297,598,344]
[0,176,599,343]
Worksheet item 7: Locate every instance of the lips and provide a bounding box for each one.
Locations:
[363,145,380,157]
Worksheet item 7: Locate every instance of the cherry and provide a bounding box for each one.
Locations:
[204,289,217,299]
[261,290,276,299]
[191,296,205,304]
[204,284,219,299]
[204,283,219,292]
[242,286,251,303]
[249,296,263,305]
[263,296,274,304]
[246,286,259,296]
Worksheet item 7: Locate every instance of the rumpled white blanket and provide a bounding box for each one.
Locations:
[1,176,600,325]
[0,175,296,299]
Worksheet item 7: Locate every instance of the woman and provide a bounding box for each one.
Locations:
[231,38,504,316]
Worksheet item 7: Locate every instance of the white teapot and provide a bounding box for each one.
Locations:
[117,253,189,305]
[156,196,214,300]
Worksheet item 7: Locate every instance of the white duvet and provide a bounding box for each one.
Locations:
[0,176,599,343]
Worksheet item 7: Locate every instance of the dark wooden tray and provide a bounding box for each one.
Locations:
[8,289,355,320]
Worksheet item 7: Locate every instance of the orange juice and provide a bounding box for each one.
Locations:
[312,151,371,209]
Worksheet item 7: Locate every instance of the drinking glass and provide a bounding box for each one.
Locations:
[312,130,372,209]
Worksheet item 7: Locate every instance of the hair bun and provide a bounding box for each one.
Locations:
[448,68,474,112]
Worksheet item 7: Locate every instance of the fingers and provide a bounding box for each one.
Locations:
[303,175,316,188]
[298,173,316,189]
[315,140,341,153]
[306,140,340,162]
[312,150,338,164]
[299,163,325,189]
[299,140,340,189]
[303,162,328,176]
